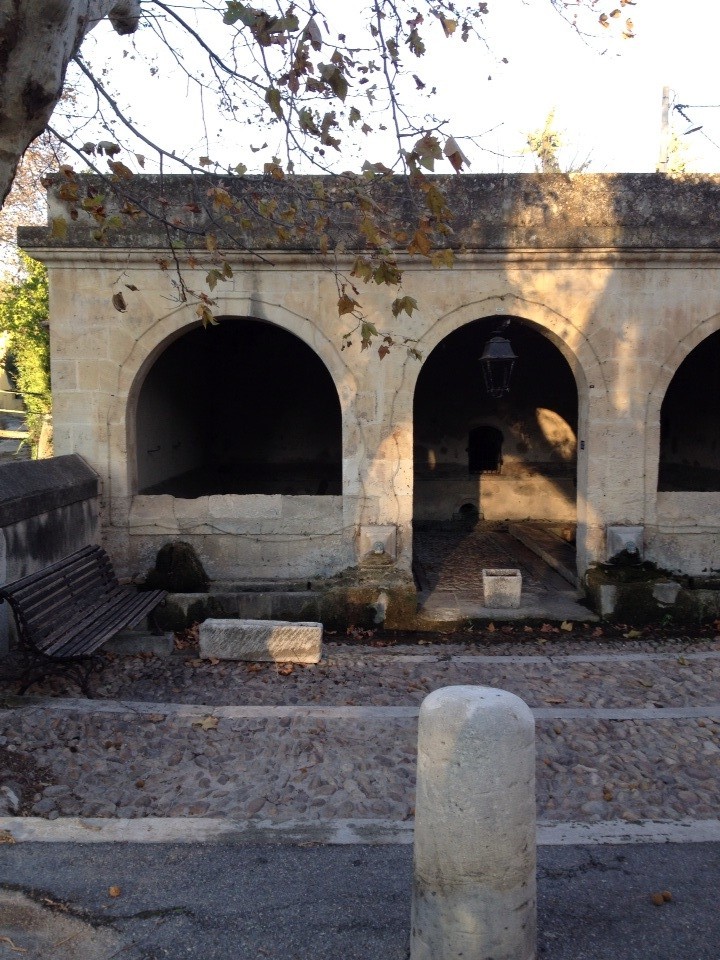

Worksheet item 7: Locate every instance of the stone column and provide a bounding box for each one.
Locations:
[410,686,536,960]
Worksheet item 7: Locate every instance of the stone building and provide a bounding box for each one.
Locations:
[18,173,720,621]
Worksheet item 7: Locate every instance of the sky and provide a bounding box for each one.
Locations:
[59,0,720,176]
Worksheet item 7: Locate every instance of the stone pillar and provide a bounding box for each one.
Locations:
[411,686,536,960]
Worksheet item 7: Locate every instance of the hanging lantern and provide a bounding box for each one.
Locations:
[479,332,517,399]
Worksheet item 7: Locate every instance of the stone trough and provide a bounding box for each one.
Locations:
[199,618,323,663]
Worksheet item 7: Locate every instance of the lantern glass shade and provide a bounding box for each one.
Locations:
[480,334,517,398]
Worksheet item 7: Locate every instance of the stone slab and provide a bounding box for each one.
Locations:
[199,618,322,663]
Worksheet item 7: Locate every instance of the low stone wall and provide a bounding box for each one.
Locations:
[0,455,100,654]
[116,493,352,582]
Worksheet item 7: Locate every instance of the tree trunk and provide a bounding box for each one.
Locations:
[0,0,140,207]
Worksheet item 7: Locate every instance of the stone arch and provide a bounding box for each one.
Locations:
[409,295,604,404]
[406,296,602,572]
[645,312,720,512]
[107,296,354,499]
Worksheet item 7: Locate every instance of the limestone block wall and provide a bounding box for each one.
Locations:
[20,174,720,583]
[0,455,100,653]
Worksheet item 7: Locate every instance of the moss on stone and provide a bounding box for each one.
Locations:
[143,541,209,593]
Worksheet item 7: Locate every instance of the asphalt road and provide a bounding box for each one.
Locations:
[1,840,719,959]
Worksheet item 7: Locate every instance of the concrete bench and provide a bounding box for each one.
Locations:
[199,618,322,663]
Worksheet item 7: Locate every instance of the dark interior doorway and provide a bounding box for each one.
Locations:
[468,425,504,474]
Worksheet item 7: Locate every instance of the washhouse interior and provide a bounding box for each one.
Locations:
[413,317,578,527]
[658,329,720,491]
[135,318,342,497]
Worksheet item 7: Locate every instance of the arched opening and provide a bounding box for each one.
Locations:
[468,425,504,474]
[658,329,720,491]
[135,318,342,496]
[413,316,580,605]
[414,316,578,525]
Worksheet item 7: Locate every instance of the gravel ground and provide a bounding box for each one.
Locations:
[1,636,719,825]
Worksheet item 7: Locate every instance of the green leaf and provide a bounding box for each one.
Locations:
[224,2,255,26]
[408,27,425,57]
[319,63,349,102]
[50,217,67,240]
[351,257,374,282]
[391,296,418,318]
[265,86,284,119]
[360,321,379,346]
[206,269,223,291]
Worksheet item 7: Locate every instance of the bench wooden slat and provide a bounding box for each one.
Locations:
[52,593,166,660]
[44,588,165,658]
[0,546,167,693]
[12,572,115,628]
[6,550,117,603]
[0,545,106,593]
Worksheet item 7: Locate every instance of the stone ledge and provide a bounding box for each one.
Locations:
[199,618,322,663]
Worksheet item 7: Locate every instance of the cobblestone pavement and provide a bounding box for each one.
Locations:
[1,636,719,828]
[413,526,590,620]
[414,526,571,597]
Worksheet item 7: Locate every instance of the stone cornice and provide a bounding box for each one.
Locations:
[18,172,720,253]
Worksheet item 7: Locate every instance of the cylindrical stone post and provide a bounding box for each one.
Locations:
[410,686,536,960]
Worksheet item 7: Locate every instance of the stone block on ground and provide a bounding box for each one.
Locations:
[199,618,323,663]
[482,568,522,609]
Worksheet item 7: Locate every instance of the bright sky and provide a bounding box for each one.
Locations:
[66,0,720,175]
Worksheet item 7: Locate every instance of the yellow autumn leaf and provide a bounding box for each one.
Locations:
[192,715,219,730]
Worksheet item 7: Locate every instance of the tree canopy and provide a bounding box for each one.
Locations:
[0,1,638,348]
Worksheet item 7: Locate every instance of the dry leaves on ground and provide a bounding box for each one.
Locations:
[192,715,219,731]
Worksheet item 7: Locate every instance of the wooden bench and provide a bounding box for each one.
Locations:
[0,545,166,695]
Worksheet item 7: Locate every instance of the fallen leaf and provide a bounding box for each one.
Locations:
[192,715,219,731]
[0,831,16,844]
[650,890,672,906]
[623,629,642,638]
[560,621,573,632]
[523,625,533,633]
[486,623,496,633]
[108,886,122,898]
[276,663,295,676]
[0,936,26,953]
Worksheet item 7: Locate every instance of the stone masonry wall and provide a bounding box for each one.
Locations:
[18,174,720,581]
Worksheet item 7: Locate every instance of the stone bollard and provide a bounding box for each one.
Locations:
[410,686,536,960]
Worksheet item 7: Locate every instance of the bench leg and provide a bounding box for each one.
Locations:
[147,602,166,636]
[15,655,99,698]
